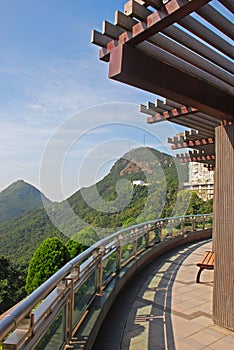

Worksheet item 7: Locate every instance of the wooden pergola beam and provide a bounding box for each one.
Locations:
[101,0,211,57]
[109,44,234,120]
[169,137,215,150]
[147,106,198,123]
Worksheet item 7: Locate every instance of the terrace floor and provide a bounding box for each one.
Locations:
[94,239,234,350]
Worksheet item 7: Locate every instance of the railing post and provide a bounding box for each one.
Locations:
[96,246,105,294]
[133,228,137,257]
[116,234,123,271]
[65,279,74,343]
[158,222,162,241]
[3,314,35,350]
[145,224,151,247]
[192,216,196,231]
[202,215,206,230]
[66,267,79,342]
[181,217,185,234]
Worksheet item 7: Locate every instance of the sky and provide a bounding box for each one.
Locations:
[0,0,190,201]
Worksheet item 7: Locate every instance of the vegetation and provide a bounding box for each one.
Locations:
[26,238,70,294]
[186,191,213,215]
[0,180,52,224]
[65,239,87,260]
[0,208,66,266]
[0,256,26,314]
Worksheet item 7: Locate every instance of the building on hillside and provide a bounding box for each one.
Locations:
[132,180,148,186]
[183,162,214,201]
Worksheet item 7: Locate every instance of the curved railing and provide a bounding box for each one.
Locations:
[0,214,213,349]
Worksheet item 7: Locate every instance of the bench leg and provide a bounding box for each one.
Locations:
[196,267,203,283]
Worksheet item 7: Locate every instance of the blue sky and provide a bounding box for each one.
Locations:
[0,0,187,201]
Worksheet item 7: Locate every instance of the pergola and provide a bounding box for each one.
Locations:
[92,0,234,331]
[140,97,217,169]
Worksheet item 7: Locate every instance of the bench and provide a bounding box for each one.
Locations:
[196,250,214,283]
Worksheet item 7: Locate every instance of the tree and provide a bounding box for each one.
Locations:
[26,238,70,294]
[65,240,87,260]
[0,256,26,314]
[71,227,99,246]
[122,217,136,228]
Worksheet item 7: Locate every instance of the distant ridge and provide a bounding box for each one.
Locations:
[0,180,52,223]
[0,148,189,266]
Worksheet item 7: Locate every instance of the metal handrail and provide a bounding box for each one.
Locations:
[0,213,213,349]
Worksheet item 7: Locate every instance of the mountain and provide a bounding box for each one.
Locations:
[0,180,52,224]
[0,148,189,266]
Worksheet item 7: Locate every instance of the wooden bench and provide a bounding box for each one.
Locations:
[196,250,214,283]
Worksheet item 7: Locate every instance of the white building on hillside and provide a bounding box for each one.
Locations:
[184,162,214,201]
[132,180,148,186]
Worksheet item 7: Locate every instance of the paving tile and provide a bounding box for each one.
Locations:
[209,338,234,350]
[175,338,204,349]
[190,315,213,327]
[222,334,234,343]
[208,324,234,336]
[187,329,223,347]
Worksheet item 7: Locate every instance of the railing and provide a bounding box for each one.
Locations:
[0,214,213,349]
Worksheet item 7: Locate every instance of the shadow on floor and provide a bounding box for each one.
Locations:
[93,239,211,350]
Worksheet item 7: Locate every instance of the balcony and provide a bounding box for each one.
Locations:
[94,240,234,350]
[3,214,232,349]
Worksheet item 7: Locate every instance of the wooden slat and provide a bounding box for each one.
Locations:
[120,0,234,74]
[219,0,234,13]
[143,32,233,85]
[105,0,211,50]
[196,4,234,40]
[137,41,233,96]
[179,15,234,59]
[143,0,163,9]
[163,25,234,75]
[147,106,198,123]
[124,0,152,20]
[102,21,124,39]
[114,10,137,30]
[91,30,114,47]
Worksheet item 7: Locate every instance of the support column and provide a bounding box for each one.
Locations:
[213,123,234,330]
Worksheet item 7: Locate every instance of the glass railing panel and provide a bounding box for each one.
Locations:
[121,242,134,265]
[205,214,213,228]
[170,217,183,236]
[102,251,117,284]
[136,235,146,251]
[161,220,172,239]
[35,304,66,350]
[184,216,193,232]
[148,228,158,243]
[73,270,97,327]
[194,215,204,230]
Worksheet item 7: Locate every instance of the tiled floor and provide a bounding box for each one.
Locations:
[94,239,234,349]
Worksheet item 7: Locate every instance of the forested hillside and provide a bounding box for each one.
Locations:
[0,147,189,267]
[0,147,214,317]
[0,180,52,224]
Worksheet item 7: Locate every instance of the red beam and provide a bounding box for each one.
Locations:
[108,44,234,121]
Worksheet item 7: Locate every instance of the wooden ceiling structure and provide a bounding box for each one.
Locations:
[92,0,234,331]
[140,97,217,169]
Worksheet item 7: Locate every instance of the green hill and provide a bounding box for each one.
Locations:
[0,180,52,224]
[0,147,188,266]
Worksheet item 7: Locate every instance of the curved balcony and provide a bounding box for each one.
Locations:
[0,214,213,349]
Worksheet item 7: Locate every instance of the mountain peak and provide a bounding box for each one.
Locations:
[0,180,52,224]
